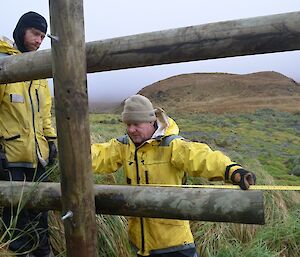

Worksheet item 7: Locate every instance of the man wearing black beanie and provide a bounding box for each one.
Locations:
[13,11,48,52]
[0,11,56,257]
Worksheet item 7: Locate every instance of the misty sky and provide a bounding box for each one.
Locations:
[1,1,300,102]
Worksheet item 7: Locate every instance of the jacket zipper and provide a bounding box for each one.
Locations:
[28,82,43,162]
[134,150,140,185]
[134,149,145,253]
[145,170,149,184]
[35,89,40,112]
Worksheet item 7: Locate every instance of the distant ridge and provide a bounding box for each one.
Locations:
[89,101,120,113]
[136,71,300,114]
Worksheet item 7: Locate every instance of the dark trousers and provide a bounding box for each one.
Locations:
[138,247,199,257]
[1,163,51,257]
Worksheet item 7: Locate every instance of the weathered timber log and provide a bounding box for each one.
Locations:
[49,0,98,256]
[0,182,265,225]
[0,11,300,83]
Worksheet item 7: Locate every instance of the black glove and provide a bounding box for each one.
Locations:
[48,141,57,165]
[231,169,256,190]
[0,146,9,173]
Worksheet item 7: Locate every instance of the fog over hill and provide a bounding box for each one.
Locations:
[90,71,300,114]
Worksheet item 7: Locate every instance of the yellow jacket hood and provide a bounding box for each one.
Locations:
[152,107,179,139]
[0,37,19,55]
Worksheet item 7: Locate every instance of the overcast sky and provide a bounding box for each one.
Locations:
[1,1,300,102]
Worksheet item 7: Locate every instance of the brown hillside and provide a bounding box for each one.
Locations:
[137,71,300,114]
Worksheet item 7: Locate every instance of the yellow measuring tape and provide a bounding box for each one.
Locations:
[146,184,300,191]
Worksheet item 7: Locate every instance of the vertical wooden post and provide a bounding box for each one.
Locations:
[48,0,98,256]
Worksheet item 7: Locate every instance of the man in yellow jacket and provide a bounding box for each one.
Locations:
[0,12,56,257]
[92,94,256,257]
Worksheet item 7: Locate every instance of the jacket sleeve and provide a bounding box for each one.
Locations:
[170,139,241,182]
[0,43,18,139]
[40,79,57,140]
[91,138,123,174]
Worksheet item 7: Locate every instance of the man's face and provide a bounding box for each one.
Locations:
[126,122,156,145]
[23,27,45,51]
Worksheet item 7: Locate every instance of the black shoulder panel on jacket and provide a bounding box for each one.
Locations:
[159,135,184,147]
[117,135,129,145]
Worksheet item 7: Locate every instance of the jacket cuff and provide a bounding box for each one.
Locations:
[225,163,242,181]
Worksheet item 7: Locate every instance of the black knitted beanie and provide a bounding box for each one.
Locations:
[13,11,47,52]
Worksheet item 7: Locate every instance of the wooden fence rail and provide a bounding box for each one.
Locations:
[1,11,300,84]
[0,181,265,225]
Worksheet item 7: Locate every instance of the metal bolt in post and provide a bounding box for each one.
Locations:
[61,210,73,220]
[47,34,59,41]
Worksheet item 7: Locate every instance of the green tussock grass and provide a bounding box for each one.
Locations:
[174,109,300,186]
[190,161,300,257]
[0,167,57,256]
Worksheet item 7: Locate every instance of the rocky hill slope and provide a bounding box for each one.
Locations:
[137,71,300,114]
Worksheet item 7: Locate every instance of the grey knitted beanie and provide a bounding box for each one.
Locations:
[122,95,157,123]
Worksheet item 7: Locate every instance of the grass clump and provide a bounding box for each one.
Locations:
[191,163,300,257]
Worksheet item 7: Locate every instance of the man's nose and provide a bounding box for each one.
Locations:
[127,125,136,133]
[36,36,43,44]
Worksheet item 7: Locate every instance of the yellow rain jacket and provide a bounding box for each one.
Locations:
[0,38,56,168]
[91,109,241,256]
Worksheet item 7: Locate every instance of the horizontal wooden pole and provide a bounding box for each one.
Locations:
[0,181,265,225]
[0,11,300,84]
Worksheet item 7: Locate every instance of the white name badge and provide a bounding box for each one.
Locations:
[10,94,24,103]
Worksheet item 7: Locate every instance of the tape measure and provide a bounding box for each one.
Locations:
[146,184,300,191]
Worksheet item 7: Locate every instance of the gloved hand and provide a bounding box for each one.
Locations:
[48,141,57,165]
[0,146,8,172]
[231,169,256,190]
